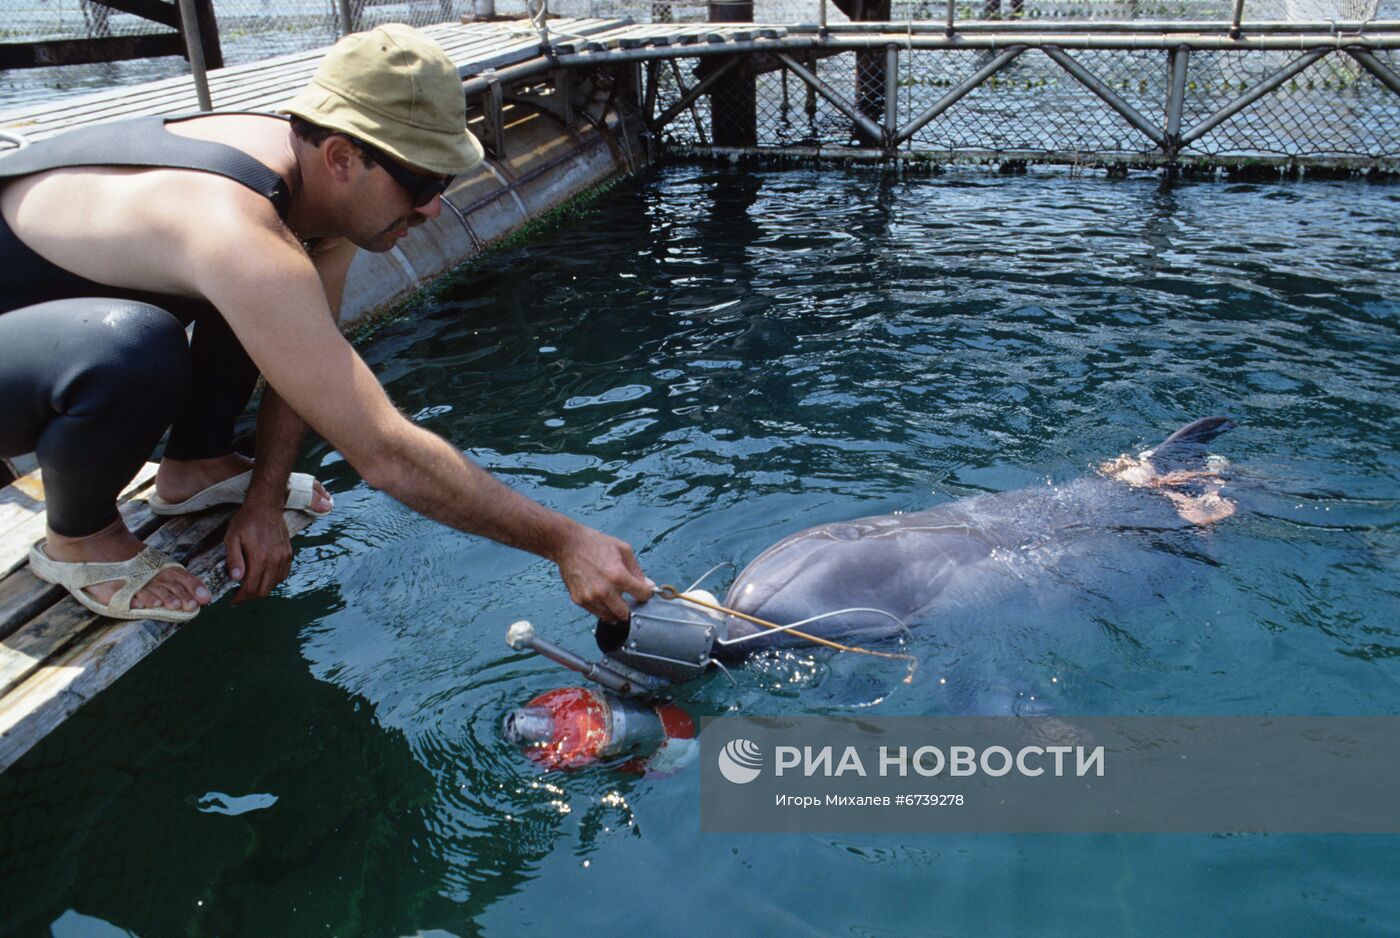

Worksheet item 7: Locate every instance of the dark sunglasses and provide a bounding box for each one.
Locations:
[351,137,454,207]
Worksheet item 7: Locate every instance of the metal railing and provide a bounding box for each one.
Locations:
[646,28,1400,167]
[3,0,1397,167]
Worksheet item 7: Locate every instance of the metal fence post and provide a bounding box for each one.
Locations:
[884,44,898,148]
[945,0,956,37]
[338,0,357,36]
[175,0,212,111]
[1164,45,1189,159]
[1228,0,1246,40]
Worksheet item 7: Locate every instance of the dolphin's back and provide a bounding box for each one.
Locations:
[720,510,997,652]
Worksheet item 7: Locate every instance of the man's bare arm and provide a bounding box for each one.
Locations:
[227,238,356,602]
[194,217,651,619]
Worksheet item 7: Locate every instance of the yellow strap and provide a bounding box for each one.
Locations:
[658,585,917,683]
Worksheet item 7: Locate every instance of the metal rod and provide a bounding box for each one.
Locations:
[671,142,1388,170]
[1179,48,1329,144]
[556,67,575,128]
[484,77,506,158]
[1165,45,1189,150]
[804,51,817,117]
[806,18,1400,33]
[175,0,212,111]
[776,51,885,145]
[819,0,827,31]
[884,44,898,139]
[1044,45,1166,147]
[544,35,1398,70]
[513,632,642,695]
[1348,48,1400,97]
[893,44,1025,145]
[1229,0,1247,39]
[456,27,1400,99]
[653,55,742,128]
[670,58,709,144]
[643,60,661,121]
[945,0,956,37]
[337,0,355,36]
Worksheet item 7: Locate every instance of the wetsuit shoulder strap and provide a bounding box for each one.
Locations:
[0,114,291,220]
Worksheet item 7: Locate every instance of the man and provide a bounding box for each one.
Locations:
[0,24,652,623]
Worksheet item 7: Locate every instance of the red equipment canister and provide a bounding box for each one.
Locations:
[503,687,696,773]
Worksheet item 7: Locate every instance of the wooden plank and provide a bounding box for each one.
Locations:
[0,507,227,697]
[93,0,181,28]
[29,31,522,130]
[0,496,164,640]
[0,463,158,576]
[0,34,185,70]
[0,17,627,142]
[0,506,311,773]
[0,18,628,137]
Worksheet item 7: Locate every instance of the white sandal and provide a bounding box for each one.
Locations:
[28,542,201,623]
[147,470,331,518]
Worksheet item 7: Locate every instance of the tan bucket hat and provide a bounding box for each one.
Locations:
[280,23,483,175]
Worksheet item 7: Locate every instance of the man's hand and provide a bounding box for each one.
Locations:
[554,524,653,622]
[225,502,293,605]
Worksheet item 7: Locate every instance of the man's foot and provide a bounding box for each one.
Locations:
[155,453,332,514]
[43,518,212,613]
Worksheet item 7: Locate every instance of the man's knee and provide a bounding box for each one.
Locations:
[60,300,191,416]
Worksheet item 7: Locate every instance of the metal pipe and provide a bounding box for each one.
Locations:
[671,142,1387,171]
[1044,45,1166,147]
[545,35,1399,68]
[653,56,742,128]
[893,44,1025,145]
[945,0,956,37]
[1347,47,1400,96]
[884,44,898,139]
[643,60,660,121]
[457,29,1400,100]
[463,58,560,97]
[671,59,709,144]
[1180,48,1329,144]
[337,0,355,36]
[1165,46,1190,148]
[776,51,885,143]
[175,0,213,111]
[505,622,643,696]
[819,0,827,32]
[1229,0,1247,39]
[807,18,1400,33]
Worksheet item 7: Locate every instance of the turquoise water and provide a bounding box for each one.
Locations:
[3,164,1399,935]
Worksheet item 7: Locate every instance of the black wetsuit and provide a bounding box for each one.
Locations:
[0,114,292,536]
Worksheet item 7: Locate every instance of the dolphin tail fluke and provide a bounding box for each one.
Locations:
[1147,416,1235,469]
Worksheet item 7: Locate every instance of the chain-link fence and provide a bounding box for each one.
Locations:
[654,41,1399,163]
[525,0,1379,22]
[3,0,1397,163]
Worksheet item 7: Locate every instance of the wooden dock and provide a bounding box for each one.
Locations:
[0,18,630,137]
[0,17,796,140]
[0,466,314,773]
[0,16,629,773]
[0,13,814,774]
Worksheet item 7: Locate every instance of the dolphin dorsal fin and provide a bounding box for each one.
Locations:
[1145,416,1235,470]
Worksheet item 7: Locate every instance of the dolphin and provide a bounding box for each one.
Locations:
[715,417,1237,656]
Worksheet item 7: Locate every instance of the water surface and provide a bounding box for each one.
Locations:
[2,164,1398,935]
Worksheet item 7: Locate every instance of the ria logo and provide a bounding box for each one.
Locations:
[718,738,763,784]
